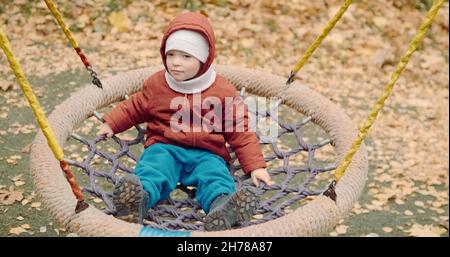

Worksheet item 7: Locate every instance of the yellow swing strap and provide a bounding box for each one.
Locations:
[324,0,446,201]
[286,0,353,84]
[43,0,102,88]
[0,26,88,213]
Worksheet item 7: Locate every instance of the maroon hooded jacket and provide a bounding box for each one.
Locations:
[104,12,266,173]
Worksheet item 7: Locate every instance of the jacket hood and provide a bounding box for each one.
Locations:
[160,12,216,78]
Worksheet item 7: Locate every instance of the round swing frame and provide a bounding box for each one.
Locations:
[30,65,368,236]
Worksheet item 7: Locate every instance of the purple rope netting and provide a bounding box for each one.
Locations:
[65,91,337,231]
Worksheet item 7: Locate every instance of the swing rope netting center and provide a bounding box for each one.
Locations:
[65,89,336,231]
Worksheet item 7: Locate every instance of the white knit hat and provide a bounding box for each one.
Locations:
[165,29,209,63]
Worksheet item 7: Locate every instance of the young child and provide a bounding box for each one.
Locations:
[97,12,273,231]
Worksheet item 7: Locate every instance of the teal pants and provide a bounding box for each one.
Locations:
[134,143,235,213]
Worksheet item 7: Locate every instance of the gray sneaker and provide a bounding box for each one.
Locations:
[112,174,150,224]
[204,187,259,231]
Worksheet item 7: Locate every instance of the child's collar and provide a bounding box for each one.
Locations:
[165,65,216,94]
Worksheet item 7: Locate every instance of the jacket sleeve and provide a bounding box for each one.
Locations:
[103,80,153,134]
[223,91,267,174]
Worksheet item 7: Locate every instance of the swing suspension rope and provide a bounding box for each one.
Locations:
[323,0,446,200]
[270,0,354,199]
[43,0,103,89]
[285,0,354,85]
[0,26,89,214]
[278,0,445,200]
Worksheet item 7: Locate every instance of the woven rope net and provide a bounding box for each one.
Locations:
[30,65,368,236]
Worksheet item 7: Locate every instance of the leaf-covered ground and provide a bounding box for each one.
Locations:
[0,0,448,236]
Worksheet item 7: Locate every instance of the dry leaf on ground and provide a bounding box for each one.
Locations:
[9,226,28,235]
[0,188,24,205]
[407,224,447,237]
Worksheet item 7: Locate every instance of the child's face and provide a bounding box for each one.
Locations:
[166,50,202,81]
